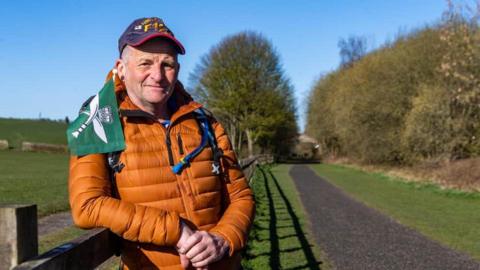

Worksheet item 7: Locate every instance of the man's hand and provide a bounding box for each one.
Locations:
[176,221,194,269]
[178,231,230,268]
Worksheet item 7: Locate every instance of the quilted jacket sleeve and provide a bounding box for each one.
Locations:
[69,154,181,246]
[208,121,255,255]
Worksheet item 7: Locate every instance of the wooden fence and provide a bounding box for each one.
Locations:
[1,156,265,270]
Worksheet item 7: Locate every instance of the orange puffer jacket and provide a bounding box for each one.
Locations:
[69,73,255,269]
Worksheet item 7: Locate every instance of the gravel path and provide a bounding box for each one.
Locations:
[290,164,480,270]
[38,211,73,236]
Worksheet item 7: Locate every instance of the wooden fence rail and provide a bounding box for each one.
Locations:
[2,156,266,270]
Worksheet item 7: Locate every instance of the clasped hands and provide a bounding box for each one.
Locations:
[176,221,230,269]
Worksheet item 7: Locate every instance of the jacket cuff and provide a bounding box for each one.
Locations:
[161,213,182,246]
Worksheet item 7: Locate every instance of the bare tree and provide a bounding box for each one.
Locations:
[338,35,367,68]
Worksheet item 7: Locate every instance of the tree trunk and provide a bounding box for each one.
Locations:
[246,129,254,157]
[237,129,243,156]
[229,121,237,153]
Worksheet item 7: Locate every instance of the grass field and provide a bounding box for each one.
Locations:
[310,163,480,261]
[0,118,67,149]
[0,150,70,216]
[243,165,330,270]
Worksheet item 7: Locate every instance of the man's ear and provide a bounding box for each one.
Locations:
[115,59,126,80]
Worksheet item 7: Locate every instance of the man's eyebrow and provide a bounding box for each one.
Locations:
[136,56,153,62]
[162,57,177,63]
[134,55,177,63]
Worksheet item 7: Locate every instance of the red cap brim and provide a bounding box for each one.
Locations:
[129,32,185,55]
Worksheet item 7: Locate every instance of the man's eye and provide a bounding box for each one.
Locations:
[139,62,151,66]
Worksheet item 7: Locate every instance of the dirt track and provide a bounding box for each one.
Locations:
[290,164,480,270]
[38,211,73,236]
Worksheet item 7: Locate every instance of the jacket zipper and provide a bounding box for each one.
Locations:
[165,124,193,221]
[165,131,175,166]
[177,134,184,155]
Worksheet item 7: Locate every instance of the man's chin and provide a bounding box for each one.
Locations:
[145,93,172,105]
[146,98,168,105]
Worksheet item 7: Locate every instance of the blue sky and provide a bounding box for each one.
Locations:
[0,0,448,130]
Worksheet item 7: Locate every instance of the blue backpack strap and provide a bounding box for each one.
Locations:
[196,108,223,174]
[171,108,223,175]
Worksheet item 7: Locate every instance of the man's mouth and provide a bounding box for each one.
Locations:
[145,85,168,91]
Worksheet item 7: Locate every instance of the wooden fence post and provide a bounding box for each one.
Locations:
[0,204,38,270]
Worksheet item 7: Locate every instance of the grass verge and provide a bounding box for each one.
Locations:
[243,164,330,269]
[0,150,70,216]
[310,163,480,261]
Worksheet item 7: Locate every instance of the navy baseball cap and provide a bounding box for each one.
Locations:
[118,17,185,56]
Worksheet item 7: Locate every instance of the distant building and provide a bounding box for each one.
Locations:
[288,134,321,161]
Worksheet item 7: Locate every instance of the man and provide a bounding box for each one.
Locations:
[68,17,255,269]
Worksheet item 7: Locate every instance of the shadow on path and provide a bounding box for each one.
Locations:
[260,166,280,269]
[267,169,320,270]
[246,166,322,270]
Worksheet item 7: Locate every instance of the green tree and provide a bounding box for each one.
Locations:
[305,73,342,158]
[437,1,480,159]
[190,31,297,157]
[306,1,480,164]
[402,83,452,160]
[307,26,444,164]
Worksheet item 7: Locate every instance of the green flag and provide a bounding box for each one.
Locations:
[67,79,125,156]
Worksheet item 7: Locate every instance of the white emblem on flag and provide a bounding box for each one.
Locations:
[71,94,112,144]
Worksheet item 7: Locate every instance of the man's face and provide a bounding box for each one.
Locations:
[116,39,180,114]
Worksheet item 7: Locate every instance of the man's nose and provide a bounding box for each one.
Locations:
[150,64,164,82]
